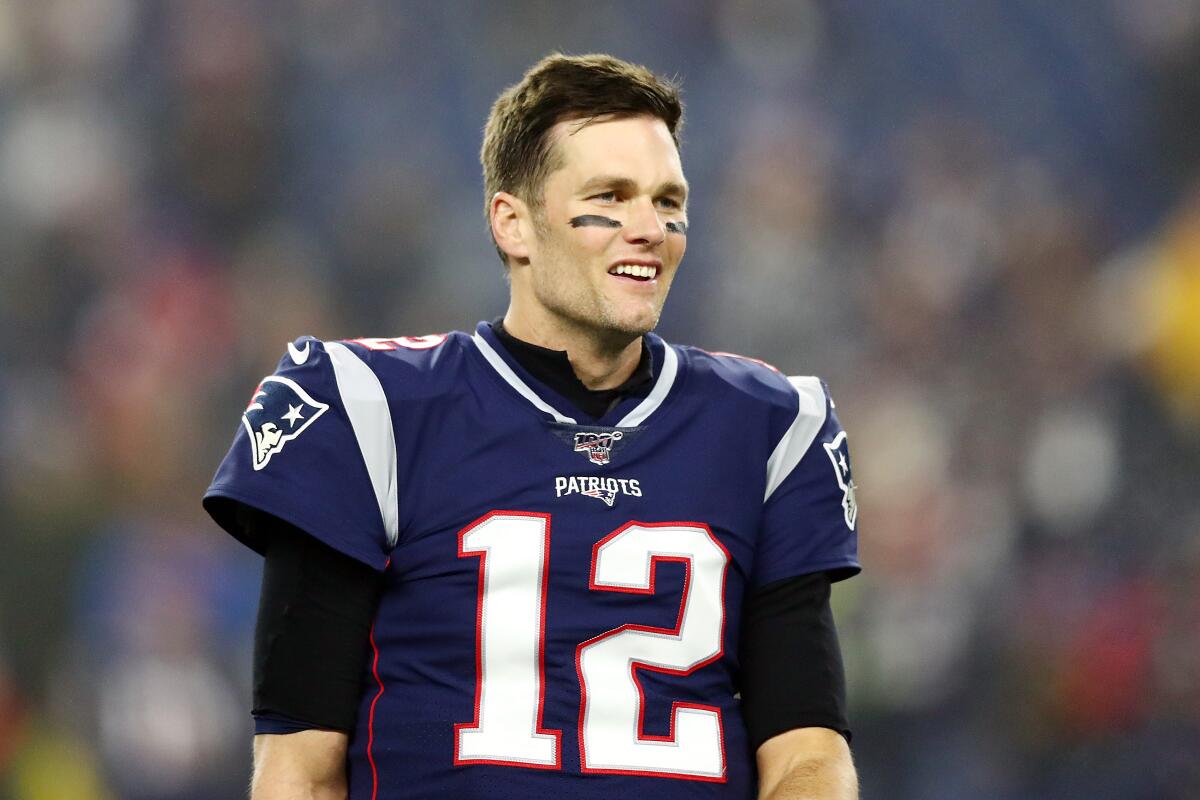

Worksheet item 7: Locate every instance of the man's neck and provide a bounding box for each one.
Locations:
[500,310,643,391]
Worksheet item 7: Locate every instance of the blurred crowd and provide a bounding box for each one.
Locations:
[2,1,1199,798]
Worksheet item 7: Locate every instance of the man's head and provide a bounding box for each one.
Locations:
[483,54,689,346]
[482,53,684,253]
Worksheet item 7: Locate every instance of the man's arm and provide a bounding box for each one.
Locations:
[241,511,383,799]
[756,727,858,800]
[251,731,349,800]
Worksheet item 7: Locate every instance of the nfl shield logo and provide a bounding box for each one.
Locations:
[574,430,623,465]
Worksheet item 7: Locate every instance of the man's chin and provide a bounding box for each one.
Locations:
[605,311,660,340]
[606,298,664,333]
[556,300,663,346]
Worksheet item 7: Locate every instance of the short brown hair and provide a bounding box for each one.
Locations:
[481,53,684,264]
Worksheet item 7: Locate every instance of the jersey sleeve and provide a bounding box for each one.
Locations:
[203,337,398,570]
[753,377,861,588]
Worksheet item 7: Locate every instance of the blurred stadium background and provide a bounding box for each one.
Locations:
[2,1,1200,797]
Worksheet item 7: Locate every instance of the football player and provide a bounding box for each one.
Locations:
[206,53,860,799]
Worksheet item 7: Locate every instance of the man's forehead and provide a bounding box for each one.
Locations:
[547,114,685,185]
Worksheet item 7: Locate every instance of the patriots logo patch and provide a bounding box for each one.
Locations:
[581,487,618,506]
[242,376,329,470]
[555,475,642,505]
[823,431,858,529]
[574,430,623,465]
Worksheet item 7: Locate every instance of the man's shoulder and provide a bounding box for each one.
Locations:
[333,331,469,363]
[260,330,477,412]
[673,342,822,413]
[320,330,474,385]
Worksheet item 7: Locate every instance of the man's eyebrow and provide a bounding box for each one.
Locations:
[658,180,689,201]
[578,175,637,195]
[578,175,690,200]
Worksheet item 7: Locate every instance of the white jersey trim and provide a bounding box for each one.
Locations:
[324,341,400,548]
[764,376,827,502]
[614,343,677,428]
[472,332,578,424]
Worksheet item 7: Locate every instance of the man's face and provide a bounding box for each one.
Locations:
[519,114,688,344]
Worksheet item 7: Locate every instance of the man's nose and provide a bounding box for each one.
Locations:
[622,198,666,247]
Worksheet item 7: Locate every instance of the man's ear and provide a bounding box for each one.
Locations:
[490,192,533,263]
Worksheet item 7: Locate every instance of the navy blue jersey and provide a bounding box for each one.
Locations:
[205,322,860,799]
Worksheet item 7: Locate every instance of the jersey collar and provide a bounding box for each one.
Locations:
[471,321,679,428]
[491,319,653,418]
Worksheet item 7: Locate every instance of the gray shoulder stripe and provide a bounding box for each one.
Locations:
[471,332,577,424]
[324,342,400,548]
[615,343,678,428]
[764,376,827,501]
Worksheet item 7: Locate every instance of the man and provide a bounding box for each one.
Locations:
[205,53,861,799]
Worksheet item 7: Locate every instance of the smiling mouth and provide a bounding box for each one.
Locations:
[608,263,659,282]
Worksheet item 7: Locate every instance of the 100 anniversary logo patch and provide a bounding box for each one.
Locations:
[573,430,623,465]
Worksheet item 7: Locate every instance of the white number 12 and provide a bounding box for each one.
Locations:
[454,511,729,782]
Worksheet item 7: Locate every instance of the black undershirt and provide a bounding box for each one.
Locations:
[491,318,654,419]
[243,323,851,747]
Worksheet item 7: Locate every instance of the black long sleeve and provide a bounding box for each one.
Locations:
[247,508,384,731]
[738,571,851,749]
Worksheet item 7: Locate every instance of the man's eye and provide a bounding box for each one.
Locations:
[591,191,618,203]
[656,197,682,210]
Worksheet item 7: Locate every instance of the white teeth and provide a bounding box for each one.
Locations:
[611,264,657,279]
